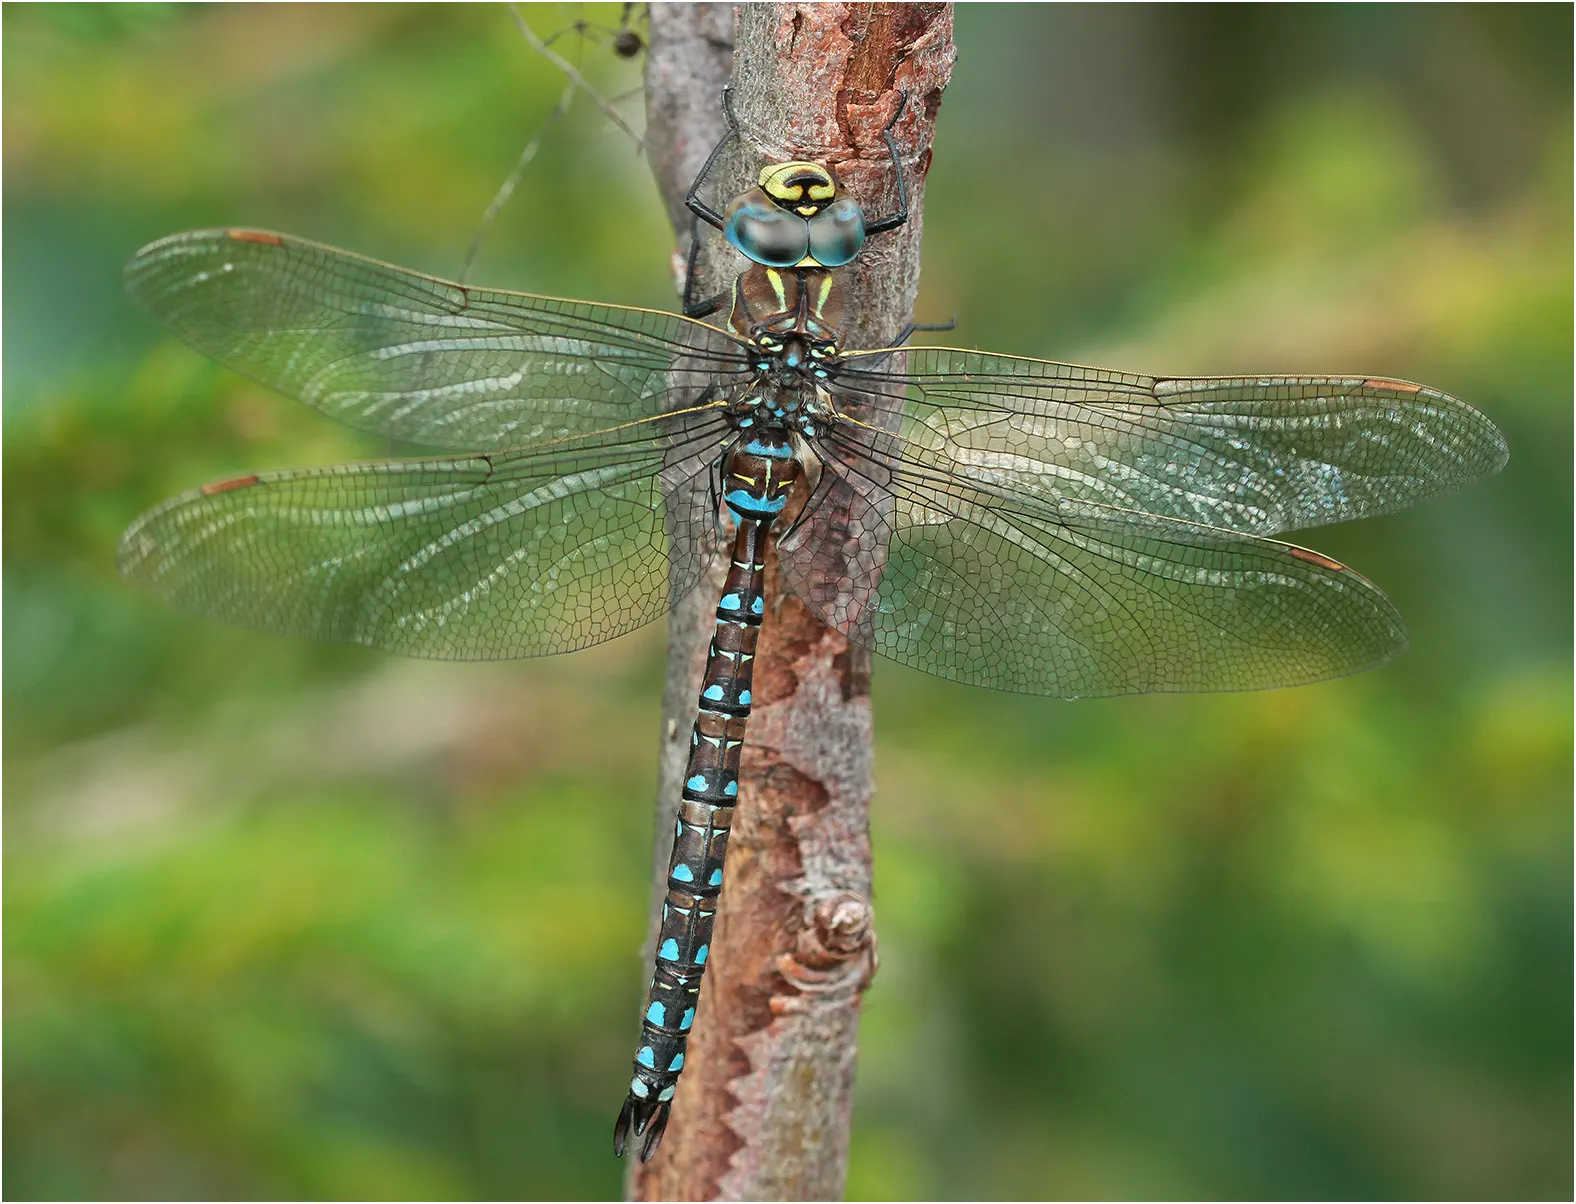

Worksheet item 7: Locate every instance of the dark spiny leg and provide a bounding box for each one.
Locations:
[863,90,911,237]
[683,212,729,319]
[888,315,957,349]
[848,316,960,374]
[614,519,768,1162]
[683,86,740,231]
[775,452,831,551]
[707,450,728,540]
[681,87,744,317]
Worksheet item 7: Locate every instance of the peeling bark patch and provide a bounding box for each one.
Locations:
[755,555,827,705]
[840,8,894,95]
[760,761,832,824]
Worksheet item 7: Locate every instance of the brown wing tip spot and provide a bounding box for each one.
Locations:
[226,230,283,245]
[1287,545,1347,572]
[201,473,262,496]
[1361,377,1424,394]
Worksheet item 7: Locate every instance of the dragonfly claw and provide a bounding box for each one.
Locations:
[613,1094,672,1162]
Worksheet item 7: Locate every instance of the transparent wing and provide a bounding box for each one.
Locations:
[118,410,729,660]
[836,347,1508,537]
[125,229,750,450]
[788,426,1407,698]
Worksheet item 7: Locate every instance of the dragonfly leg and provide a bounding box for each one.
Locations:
[706,452,730,541]
[775,450,830,552]
[849,315,959,373]
[683,86,739,232]
[862,90,911,237]
[682,212,729,318]
[888,314,957,349]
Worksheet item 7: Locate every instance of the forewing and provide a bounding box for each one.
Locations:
[836,347,1507,536]
[124,229,748,450]
[118,412,729,660]
[800,429,1407,698]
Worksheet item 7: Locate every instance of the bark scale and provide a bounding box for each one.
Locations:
[635,5,953,1199]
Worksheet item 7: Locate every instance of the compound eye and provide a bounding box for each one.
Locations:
[807,197,866,267]
[724,189,808,267]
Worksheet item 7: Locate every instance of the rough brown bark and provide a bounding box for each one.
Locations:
[635,5,954,1199]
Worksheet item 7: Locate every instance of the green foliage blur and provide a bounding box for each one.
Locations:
[5,4,1569,1199]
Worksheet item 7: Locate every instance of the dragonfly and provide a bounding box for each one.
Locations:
[118,97,1507,1163]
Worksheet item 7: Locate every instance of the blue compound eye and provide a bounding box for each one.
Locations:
[724,189,809,267]
[807,197,865,267]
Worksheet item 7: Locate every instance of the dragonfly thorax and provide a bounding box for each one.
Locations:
[729,264,846,356]
[728,361,834,441]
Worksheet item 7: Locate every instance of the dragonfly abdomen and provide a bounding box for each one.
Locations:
[614,436,803,1160]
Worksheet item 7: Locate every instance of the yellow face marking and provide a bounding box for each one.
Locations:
[759,161,836,205]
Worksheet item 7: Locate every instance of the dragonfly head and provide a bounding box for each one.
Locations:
[723,160,867,270]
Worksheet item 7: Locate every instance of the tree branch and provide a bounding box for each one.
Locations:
[636,5,954,1199]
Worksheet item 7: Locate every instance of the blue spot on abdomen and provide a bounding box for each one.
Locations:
[726,489,787,515]
[744,438,792,459]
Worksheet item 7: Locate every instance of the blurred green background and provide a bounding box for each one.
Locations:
[5,4,1570,1199]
